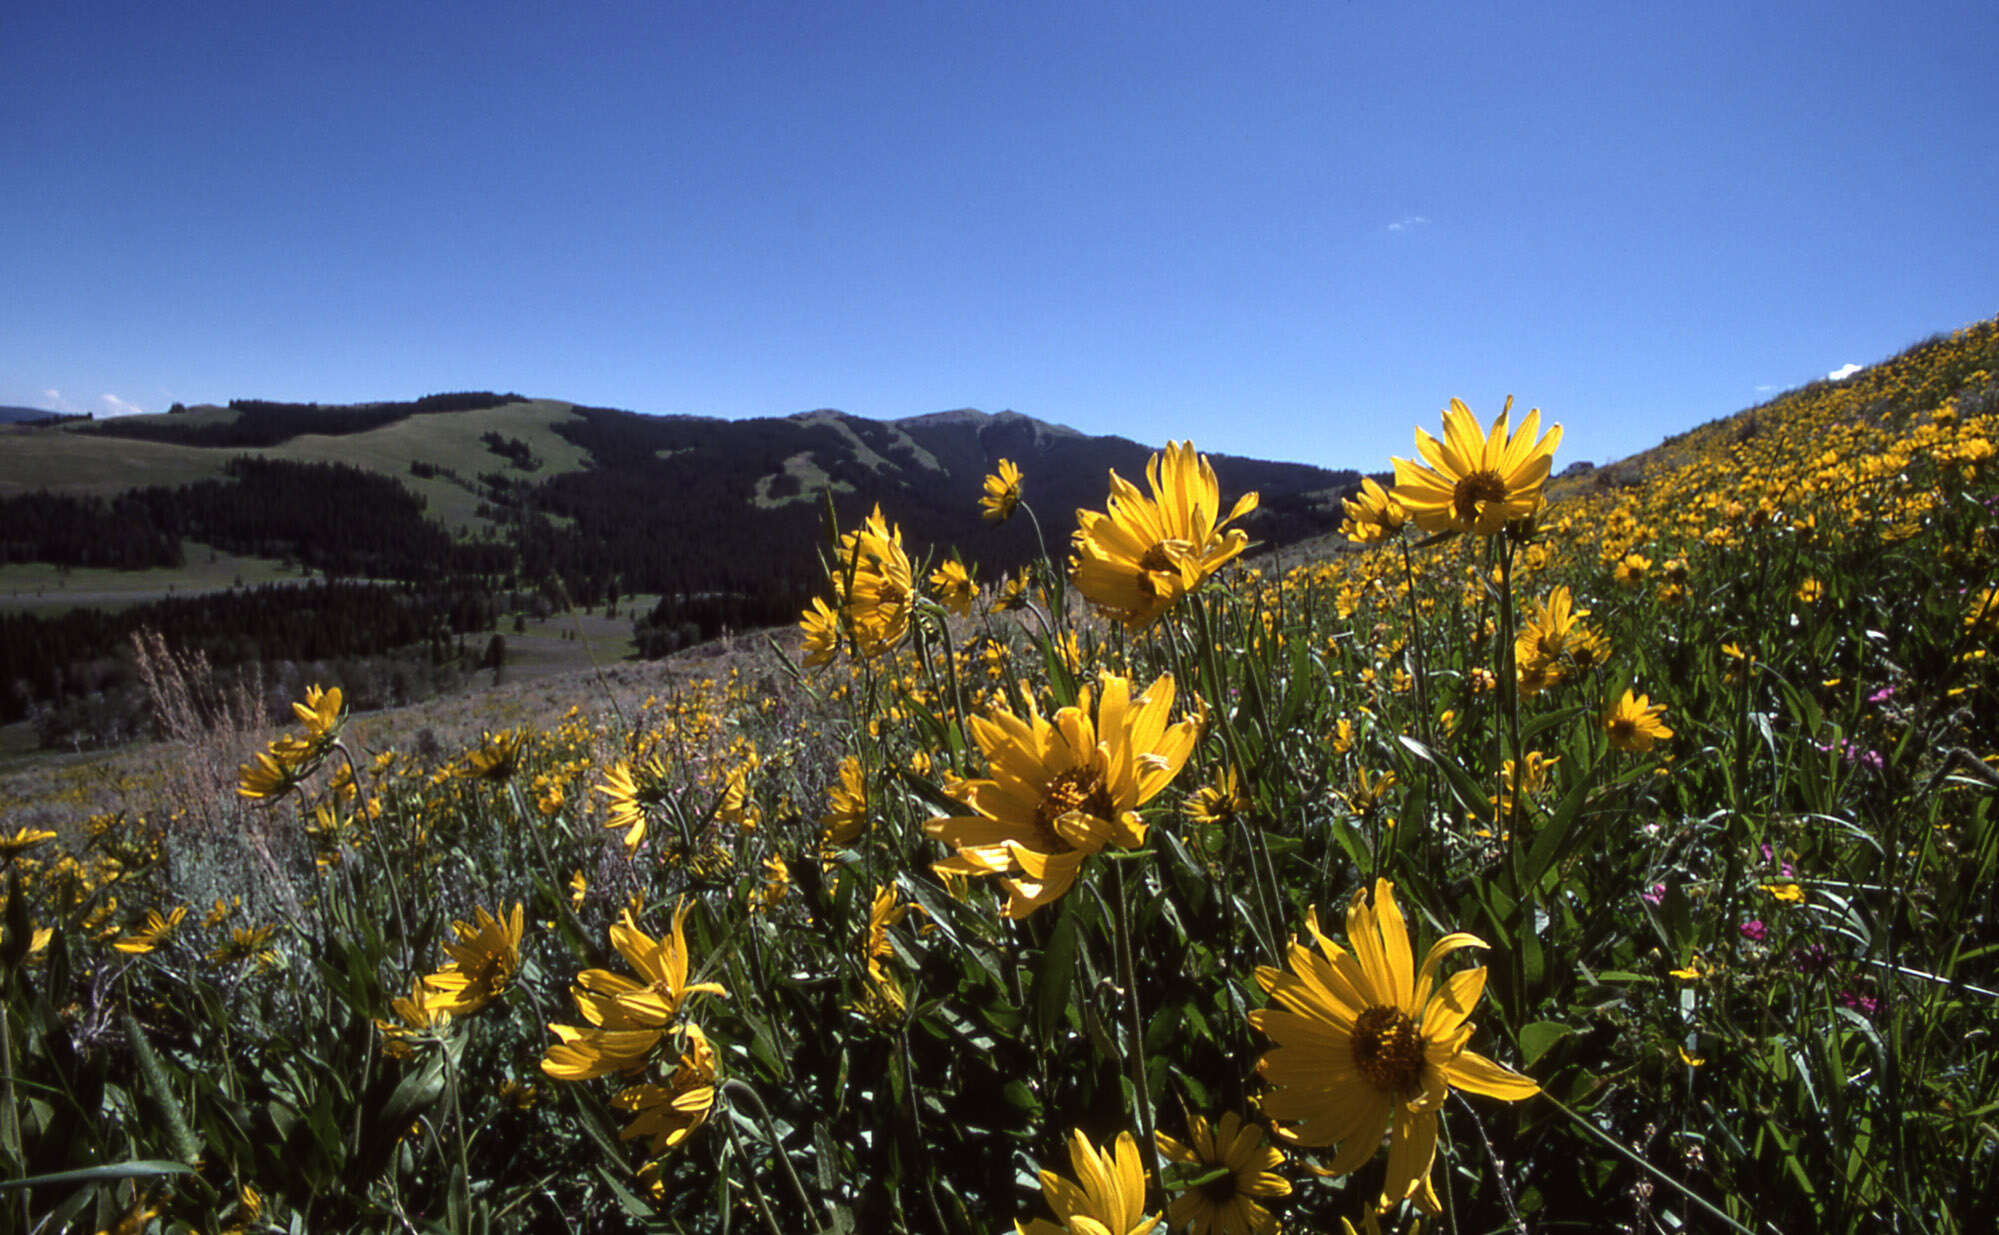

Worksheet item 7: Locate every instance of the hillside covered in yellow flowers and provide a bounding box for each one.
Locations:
[4,314,1997,1233]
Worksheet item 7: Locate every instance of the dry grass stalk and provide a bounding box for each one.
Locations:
[128,627,300,918]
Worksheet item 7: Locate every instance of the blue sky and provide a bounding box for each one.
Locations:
[5,1,1995,473]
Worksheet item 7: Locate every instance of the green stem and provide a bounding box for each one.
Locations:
[720,1111,789,1235]
[328,743,415,978]
[1495,537,1526,871]
[1190,596,1285,951]
[1111,860,1162,1198]
[509,781,593,950]
[936,613,975,772]
[1539,1091,1753,1235]
[0,961,19,1234]
[1019,501,1067,637]
[897,1027,953,1235]
[1399,538,1435,751]
[441,1040,473,1232]
[724,1079,830,1235]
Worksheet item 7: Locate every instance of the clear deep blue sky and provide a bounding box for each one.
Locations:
[6,2,1996,472]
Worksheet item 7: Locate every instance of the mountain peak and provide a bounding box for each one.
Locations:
[891,407,1079,437]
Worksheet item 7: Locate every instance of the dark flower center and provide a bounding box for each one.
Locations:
[1135,544,1184,600]
[1608,718,1637,743]
[1199,1167,1242,1205]
[1352,1004,1426,1094]
[1452,470,1510,526]
[1031,766,1115,851]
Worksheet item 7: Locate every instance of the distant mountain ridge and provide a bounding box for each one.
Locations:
[506,401,1356,622]
[0,395,1358,615]
[0,395,1358,731]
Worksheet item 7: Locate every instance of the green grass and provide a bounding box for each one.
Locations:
[751,451,851,508]
[0,399,595,536]
[0,542,307,614]
[0,425,237,494]
[488,604,647,680]
[263,399,594,533]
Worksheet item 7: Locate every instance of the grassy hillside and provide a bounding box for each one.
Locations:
[261,399,594,534]
[0,395,1354,754]
[1,397,1350,561]
[0,424,240,494]
[6,319,1995,1231]
[0,542,304,614]
[2,397,594,536]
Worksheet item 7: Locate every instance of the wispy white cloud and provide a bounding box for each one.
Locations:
[41,388,82,414]
[1753,384,1776,393]
[1386,215,1429,233]
[100,393,145,417]
[1828,363,1862,382]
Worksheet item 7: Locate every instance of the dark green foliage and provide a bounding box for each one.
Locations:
[78,392,526,448]
[535,404,1353,653]
[0,491,185,569]
[480,432,541,471]
[1,458,510,581]
[0,581,493,727]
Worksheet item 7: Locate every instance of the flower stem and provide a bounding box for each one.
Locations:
[724,1079,830,1235]
[440,1037,473,1232]
[720,1110,789,1235]
[1538,1090,1754,1235]
[898,1027,953,1234]
[1399,538,1434,751]
[1110,859,1162,1199]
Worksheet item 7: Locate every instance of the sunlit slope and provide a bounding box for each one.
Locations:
[0,398,594,535]
[0,425,238,495]
[1546,316,1999,535]
[262,400,594,532]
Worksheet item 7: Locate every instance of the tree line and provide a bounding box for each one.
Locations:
[80,391,525,448]
[1,579,499,728]
[2,458,513,580]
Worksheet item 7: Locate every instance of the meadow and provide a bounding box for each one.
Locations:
[4,317,1997,1233]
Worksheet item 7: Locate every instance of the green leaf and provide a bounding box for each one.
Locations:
[1397,735,1493,818]
[1519,918,1545,991]
[1157,828,1209,915]
[376,1051,447,1141]
[1519,1020,1575,1066]
[593,1163,659,1221]
[1520,769,1595,892]
[1002,1080,1041,1115]
[0,1159,192,1191]
[1520,705,1589,744]
[1031,902,1081,1048]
